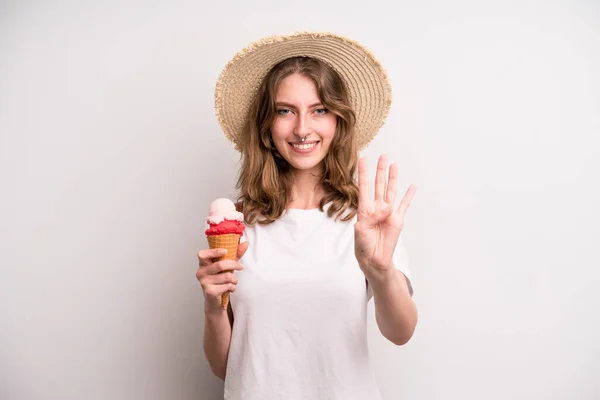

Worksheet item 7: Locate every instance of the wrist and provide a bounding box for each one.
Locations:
[204,303,228,320]
[365,265,397,290]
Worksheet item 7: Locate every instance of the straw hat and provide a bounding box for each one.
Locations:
[214,31,392,152]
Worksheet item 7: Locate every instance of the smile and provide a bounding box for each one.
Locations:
[289,141,319,153]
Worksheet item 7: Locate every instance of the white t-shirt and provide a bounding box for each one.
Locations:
[224,204,413,400]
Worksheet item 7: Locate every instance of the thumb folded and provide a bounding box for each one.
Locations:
[361,206,393,226]
[380,205,394,216]
[374,206,394,221]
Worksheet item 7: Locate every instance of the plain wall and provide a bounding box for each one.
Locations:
[1,1,599,399]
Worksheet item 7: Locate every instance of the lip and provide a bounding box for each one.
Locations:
[288,141,320,154]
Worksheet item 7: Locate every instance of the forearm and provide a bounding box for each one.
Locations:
[367,268,417,346]
[203,307,233,380]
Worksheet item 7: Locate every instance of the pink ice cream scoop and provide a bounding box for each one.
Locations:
[206,198,244,224]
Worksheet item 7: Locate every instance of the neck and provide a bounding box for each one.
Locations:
[287,164,325,210]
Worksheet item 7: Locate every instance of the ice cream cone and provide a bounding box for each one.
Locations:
[207,233,240,309]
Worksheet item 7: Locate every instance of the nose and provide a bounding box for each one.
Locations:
[293,113,312,138]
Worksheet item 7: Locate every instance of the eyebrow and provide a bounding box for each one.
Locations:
[275,102,324,108]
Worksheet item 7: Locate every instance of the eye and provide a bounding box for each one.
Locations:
[277,108,291,115]
[314,108,328,115]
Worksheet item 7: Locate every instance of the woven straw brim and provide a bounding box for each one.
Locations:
[214,31,392,152]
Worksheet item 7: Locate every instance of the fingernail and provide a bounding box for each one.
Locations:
[221,249,228,255]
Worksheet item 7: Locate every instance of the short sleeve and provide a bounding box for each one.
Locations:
[367,234,414,300]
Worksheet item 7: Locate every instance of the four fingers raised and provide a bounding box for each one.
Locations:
[358,155,416,214]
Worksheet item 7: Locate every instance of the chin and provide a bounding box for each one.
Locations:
[288,159,325,171]
[285,152,328,171]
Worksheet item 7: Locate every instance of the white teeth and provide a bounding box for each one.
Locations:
[292,142,317,150]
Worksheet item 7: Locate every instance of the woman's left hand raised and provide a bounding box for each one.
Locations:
[354,154,417,279]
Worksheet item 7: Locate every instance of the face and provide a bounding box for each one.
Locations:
[270,73,337,173]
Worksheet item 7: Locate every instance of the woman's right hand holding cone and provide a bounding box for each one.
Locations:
[197,242,248,315]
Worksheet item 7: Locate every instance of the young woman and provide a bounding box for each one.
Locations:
[197,32,418,399]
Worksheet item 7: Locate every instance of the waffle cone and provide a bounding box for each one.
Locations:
[207,234,241,309]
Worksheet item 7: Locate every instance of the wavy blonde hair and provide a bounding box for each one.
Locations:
[236,56,359,225]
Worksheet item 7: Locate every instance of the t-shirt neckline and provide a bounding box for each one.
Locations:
[283,202,332,219]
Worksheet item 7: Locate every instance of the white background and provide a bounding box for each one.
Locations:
[1,1,599,399]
